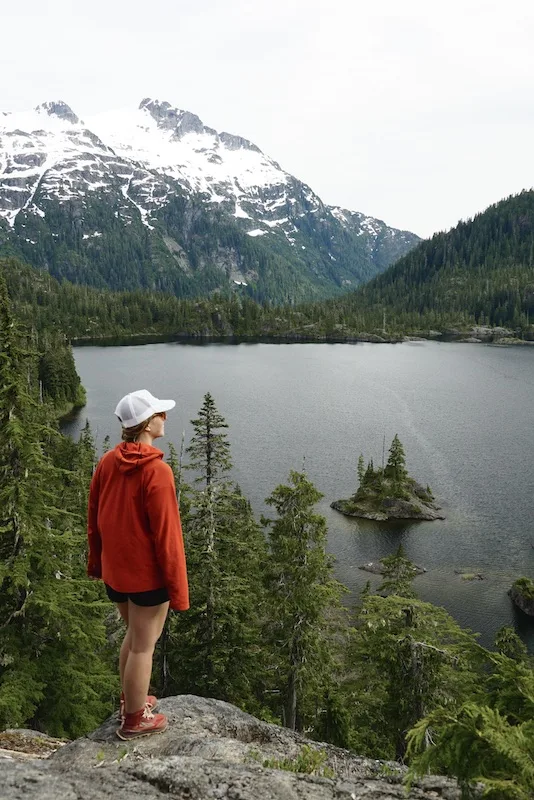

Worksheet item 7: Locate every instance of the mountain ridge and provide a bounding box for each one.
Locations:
[0,98,420,303]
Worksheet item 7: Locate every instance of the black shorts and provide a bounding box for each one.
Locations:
[105,583,169,607]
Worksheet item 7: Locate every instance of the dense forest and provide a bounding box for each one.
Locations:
[0,186,415,305]
[2,191,534,343]
[318,189,534,335]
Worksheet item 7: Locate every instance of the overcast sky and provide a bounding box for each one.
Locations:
[2,0,533,238]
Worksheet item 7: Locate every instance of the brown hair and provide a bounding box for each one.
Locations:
[121,415,154,443]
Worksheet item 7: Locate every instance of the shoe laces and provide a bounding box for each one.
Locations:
[142,705,155,720]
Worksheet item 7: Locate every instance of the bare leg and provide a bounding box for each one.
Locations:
[116,601,130,689]
[123,601,169,714]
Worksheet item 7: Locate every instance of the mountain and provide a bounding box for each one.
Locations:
[0,99,419,303]
[316,190,534,333]
[3,192,534,343]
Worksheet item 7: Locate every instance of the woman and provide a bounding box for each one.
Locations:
[87,389,189,740]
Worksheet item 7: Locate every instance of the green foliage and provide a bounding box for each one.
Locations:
[384,434,408,485]
[357,454,365,489]
[261,744,334,778]
[378,546,418,599]
[262,471,348,732]
[0,279,115,736]
[495,627,529,663]
[186,393,232,487]
[407,650,534,798]
[344,592,482,760]
[512,577,534,600]
[407,704,534,799]
[164,395,268,712]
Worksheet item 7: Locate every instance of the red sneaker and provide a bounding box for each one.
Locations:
[119,692,158,723]
[116,706,168,740]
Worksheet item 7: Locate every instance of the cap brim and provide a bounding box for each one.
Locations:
[153,399,176,413]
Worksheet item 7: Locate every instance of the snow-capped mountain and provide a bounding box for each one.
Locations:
[0,99,420,302]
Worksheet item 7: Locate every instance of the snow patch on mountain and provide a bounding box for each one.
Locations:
[0,97,420,293]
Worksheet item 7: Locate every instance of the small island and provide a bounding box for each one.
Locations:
[508,577,534,616]
[331,434,445,521]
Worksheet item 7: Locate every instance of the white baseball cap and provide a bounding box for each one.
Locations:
[114,389,176,428]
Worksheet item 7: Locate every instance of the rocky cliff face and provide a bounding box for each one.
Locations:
[2,695,461,799]
[0,100,420,303]
[509,583,534,616]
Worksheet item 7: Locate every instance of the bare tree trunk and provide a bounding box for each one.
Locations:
[285,629,301,731]
[205,485,217,687]
[286,665,297,731]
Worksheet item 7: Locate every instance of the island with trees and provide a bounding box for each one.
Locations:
[331,435,445,521]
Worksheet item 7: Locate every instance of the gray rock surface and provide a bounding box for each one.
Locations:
[509,584,534,616]
[359,562,426,576]
[2,695,462,799]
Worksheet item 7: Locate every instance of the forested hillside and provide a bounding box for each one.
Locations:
[317,190,534,334]
[3,191,534,344]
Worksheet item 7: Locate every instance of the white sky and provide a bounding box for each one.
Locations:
[2,0,533,238]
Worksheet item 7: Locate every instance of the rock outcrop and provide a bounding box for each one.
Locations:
[509,578,534,616]
[3,695,462,799]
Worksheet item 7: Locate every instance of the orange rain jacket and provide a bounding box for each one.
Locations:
[87,442,189,611]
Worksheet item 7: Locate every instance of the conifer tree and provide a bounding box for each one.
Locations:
[385,434,408,484]
[378,545,417,599]
[357,454,365,488]
[262,471,346,732]
[346,591,481,760]
[165,393,267,710]
[407,651,534,799]
[0,276,114,736]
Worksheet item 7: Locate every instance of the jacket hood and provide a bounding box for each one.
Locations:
[114,442,164,474]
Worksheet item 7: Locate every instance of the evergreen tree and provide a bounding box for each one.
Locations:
[165,394,267,711]
[357,454,365,488]
[262,471,347,732]
[186,392,231,488]
[407,651,534,799]
[494,626,529,663]
[345,592,481,759]
[0,276,114,736]
[378,545,418,599]
[385,434,408,493]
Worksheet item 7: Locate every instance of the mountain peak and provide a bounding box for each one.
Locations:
[35,101,80,125]
[139,98,213,139]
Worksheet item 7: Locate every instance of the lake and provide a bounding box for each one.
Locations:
[62,340,534,650]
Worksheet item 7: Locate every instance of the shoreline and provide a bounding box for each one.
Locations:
[69,330,534,349]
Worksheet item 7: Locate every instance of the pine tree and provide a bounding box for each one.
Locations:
[494,626,529,663]
[407,652,534,799]
[357,454,365,489]
[165,394,267,710]
[346,591,481,759]
[262,471,347,732]
[0,276,114,736]
[384,434,408,496]
[378,545,418,599]
[186,392,231,489]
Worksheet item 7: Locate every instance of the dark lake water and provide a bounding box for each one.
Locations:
[62,340,534,651]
